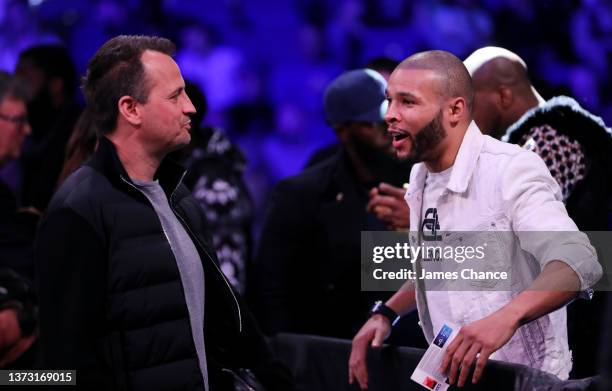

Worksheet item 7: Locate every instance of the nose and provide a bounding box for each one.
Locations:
[183,93,197,116]
[384,100,399,125]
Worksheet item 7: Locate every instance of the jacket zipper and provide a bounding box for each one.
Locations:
[120,175,243,333]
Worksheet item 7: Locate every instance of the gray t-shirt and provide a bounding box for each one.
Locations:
[134,179,208,391]
[421,167,453,337]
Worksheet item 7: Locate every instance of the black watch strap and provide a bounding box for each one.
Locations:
[370,300,400,326]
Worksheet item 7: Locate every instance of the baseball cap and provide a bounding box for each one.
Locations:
[324,69,388,125]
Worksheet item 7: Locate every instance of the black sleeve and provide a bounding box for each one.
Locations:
[249,180,307,335]
[34,207,111,389]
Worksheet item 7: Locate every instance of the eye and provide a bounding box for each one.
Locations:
[169,89,184,100]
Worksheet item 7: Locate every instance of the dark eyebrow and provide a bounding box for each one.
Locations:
[386,90,421,103]
[396,91,420,101]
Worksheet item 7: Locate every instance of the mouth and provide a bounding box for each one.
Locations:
[388,128,410,145]
[387,128,415,155]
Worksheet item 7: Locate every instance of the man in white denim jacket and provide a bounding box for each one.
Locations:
[348,50,602,389]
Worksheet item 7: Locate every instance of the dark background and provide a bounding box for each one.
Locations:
[1,0,610,230]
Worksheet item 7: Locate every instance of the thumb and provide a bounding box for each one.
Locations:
[371,326,386,348]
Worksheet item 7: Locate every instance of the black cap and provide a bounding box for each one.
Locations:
[324,69,388,125]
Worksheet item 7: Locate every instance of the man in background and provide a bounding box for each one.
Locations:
[464,46,612,378]
[15,44,81,211]
[0,72,37,370]
[0,71,37,278]
[251,69,419,343]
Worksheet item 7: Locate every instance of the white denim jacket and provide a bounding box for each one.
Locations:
[405,121,602,379]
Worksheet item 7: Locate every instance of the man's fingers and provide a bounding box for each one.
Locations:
[472,348,492,384]
[373,205,392,216]
[356,365,368,389]
[349,350,369,389]
[439,333,462,374]
[366,199,375,212]
[378,182,407,198]
[447,339,471,385]
[366,188,378,211]
[350,325,376,389]
[349,352,368,389]
[457,343,481,387]
[370,195,401,209]
[348,357,368,389]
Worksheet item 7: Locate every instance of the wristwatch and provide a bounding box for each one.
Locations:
[370,300,400,326]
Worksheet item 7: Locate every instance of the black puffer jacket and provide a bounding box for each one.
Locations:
[35,137,292,390]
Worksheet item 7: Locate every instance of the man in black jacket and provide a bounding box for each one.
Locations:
[250,69,420,344]
[35,35,292,390]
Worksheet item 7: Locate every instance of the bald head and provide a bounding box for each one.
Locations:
[463,47,542,138]
[464,47,533,96]
[398,50,474,111]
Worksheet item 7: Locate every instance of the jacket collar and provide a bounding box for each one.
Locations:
[87,136,187,197]
[406,120,483,199]
[502,95,612,142]
[446,121,484,193]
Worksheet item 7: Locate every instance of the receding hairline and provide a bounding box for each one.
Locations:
[395,50,474,108]
[139,49,185,91]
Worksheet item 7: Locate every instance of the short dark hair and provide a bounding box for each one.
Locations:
[0,71,28,104]
[82,35,176,135]
[18,44,78,99]
[398,50,474,111]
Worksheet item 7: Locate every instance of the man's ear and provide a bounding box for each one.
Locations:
[117,95,142,126]
[447,97,467,125]
[498,86,514,109]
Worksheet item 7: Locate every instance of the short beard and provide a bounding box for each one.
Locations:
[407,109,446,162]
[348,130,412,186]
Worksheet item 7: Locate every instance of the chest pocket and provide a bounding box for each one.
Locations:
[440,220,512,291]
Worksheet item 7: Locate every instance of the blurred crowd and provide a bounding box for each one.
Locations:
[1,0,611,233]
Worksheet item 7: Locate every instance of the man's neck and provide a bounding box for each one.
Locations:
[107,132,162,182]
[503,92,540,132]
